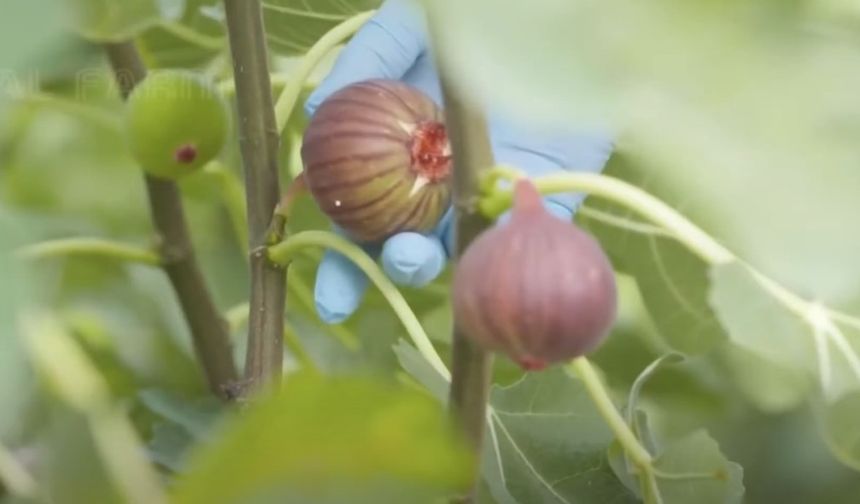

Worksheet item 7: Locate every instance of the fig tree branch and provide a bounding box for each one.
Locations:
[222,0,288,395]
[104,41,239,402]
[437,87,495,504]
[423,32,497,500]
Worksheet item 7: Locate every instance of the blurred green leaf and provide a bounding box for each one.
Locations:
[579,155,727,355]
[709,262,860,401]
[421,303,452,345]
[710,261,860,471]
[137,388,222,440]
[426,0,860,310]
[0,0,69,117]
[147,420,194,472]
[262,0,381,56]
[41,409,125,504]
[816,391,860,472]
[0,210,37,441]
[0,0,67,72]
[22,314,168,504]
[65,0,180,42]
[137,0,226,69]
[653,429,745,504]
[1,98,150,235]
[716,344,812,414]
[171,371,474,504]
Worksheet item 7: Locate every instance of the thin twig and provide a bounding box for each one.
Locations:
[223,0,288,395]
[429,36,497,503]
[104,41,239,401]
[17,237,162,266]
[268,231,449,380]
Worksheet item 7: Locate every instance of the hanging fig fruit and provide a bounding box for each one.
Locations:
[452,179,617,371]
[124,70,230,180]
[300,79,452,244]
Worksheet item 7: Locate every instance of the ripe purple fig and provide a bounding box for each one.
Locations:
[300,79,452,243]
[452,179,618,371]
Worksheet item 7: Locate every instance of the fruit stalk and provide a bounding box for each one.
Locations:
[223,0,287,395]
[103,41,239,401]
[435,75,496,503]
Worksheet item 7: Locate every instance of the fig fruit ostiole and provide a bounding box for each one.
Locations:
[124,70,230,180]
[452,179,618,371]
[300,79,452,244]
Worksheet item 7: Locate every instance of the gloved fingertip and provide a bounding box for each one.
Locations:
[315,299,351,325]
[434,207,456,257]
[544,200,576,221]
[381,232,446,287]
[313,250,370,324]
[303,98,319,119]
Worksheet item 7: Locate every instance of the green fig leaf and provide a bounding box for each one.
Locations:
[816,391,860,472]
[395,342,637,504]
[652,430,745,504]
[262,0,381,56]
[170,371,474,504]
[709,261,860,403]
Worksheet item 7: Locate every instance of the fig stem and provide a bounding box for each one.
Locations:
[269,174,308,242]
[567,358,663,504]
[16,238,162,266]
[480,169,733,265]
[223,0,288,396]
[104,41,240,402]
[568,359,654,468]
[267,230,450,380]
[273,10,376,134]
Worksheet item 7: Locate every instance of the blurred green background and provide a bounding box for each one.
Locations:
[1,1,859,503]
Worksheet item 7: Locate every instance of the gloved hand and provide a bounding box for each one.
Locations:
[304,0,615,324]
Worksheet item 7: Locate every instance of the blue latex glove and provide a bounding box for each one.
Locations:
[305,0,615,324]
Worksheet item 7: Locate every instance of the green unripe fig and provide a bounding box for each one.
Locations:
[124,70,230,180]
